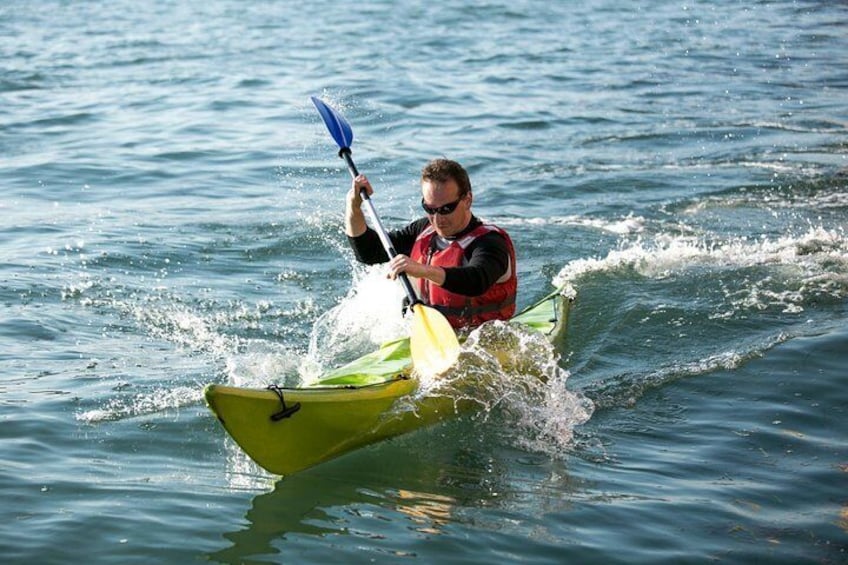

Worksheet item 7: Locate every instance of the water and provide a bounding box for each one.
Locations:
[2,0,847,562]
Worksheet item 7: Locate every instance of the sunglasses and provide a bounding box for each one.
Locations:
[421,197,463,216]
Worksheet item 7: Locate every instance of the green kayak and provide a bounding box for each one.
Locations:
[204,287,573,476]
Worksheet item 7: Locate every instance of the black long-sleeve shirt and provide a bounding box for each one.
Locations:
[347,216,510,297]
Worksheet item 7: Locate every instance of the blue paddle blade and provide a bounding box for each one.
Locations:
[311,96,354,150]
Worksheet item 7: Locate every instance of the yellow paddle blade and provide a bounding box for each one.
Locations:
[409,303,460,377]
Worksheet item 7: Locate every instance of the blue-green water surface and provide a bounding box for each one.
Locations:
[2,1,847,563]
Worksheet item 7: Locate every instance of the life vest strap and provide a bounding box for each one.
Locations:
[430,294,516,317]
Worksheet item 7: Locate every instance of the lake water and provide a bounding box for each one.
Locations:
[2,0,847,563]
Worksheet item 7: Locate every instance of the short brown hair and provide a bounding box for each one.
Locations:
[421,158,471,198]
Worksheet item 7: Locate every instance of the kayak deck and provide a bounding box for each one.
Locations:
[204,287,573,476]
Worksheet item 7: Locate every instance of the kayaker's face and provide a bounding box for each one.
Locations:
[421,179,472,238]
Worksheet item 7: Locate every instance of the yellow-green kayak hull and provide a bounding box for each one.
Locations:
[205,378,477,476]
[205,287,573,476]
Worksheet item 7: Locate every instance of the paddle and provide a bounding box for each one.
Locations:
[310,96,460,376]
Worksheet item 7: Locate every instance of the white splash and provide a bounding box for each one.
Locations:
[415,320,594,456]
[554,227,848,303]
[302,266,409,382]
[136,305,237,356]
[76,385,201,423]
[224,340,301,388]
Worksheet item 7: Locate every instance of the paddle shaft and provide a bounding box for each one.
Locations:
[339,148,421,306]
[310,95,459,373]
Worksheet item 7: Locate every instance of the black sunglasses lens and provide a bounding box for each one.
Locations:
[421,199,460,215]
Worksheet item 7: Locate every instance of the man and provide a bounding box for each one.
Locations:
[346,158,517,329]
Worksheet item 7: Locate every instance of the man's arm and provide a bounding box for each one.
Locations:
[345,174,371,238]
[348,217,430,265]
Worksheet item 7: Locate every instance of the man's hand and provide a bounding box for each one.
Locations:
[387,254,446,287]
[345,174,374,237]
[348,174,373,207]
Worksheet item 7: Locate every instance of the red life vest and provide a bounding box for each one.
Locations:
[410,223,517,329]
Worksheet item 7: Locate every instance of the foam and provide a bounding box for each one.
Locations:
[554,227,848,309]
[301,266,409,383]
[76,385,201,423]
[410,321,594,457]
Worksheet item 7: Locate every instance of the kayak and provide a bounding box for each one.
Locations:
[204,287,573,476]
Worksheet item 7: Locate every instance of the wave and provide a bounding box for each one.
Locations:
[555,227,848,308]
[550,215,848,414]
[553,227,848,312]
[677,181,848,214]
[583,331,789,411]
